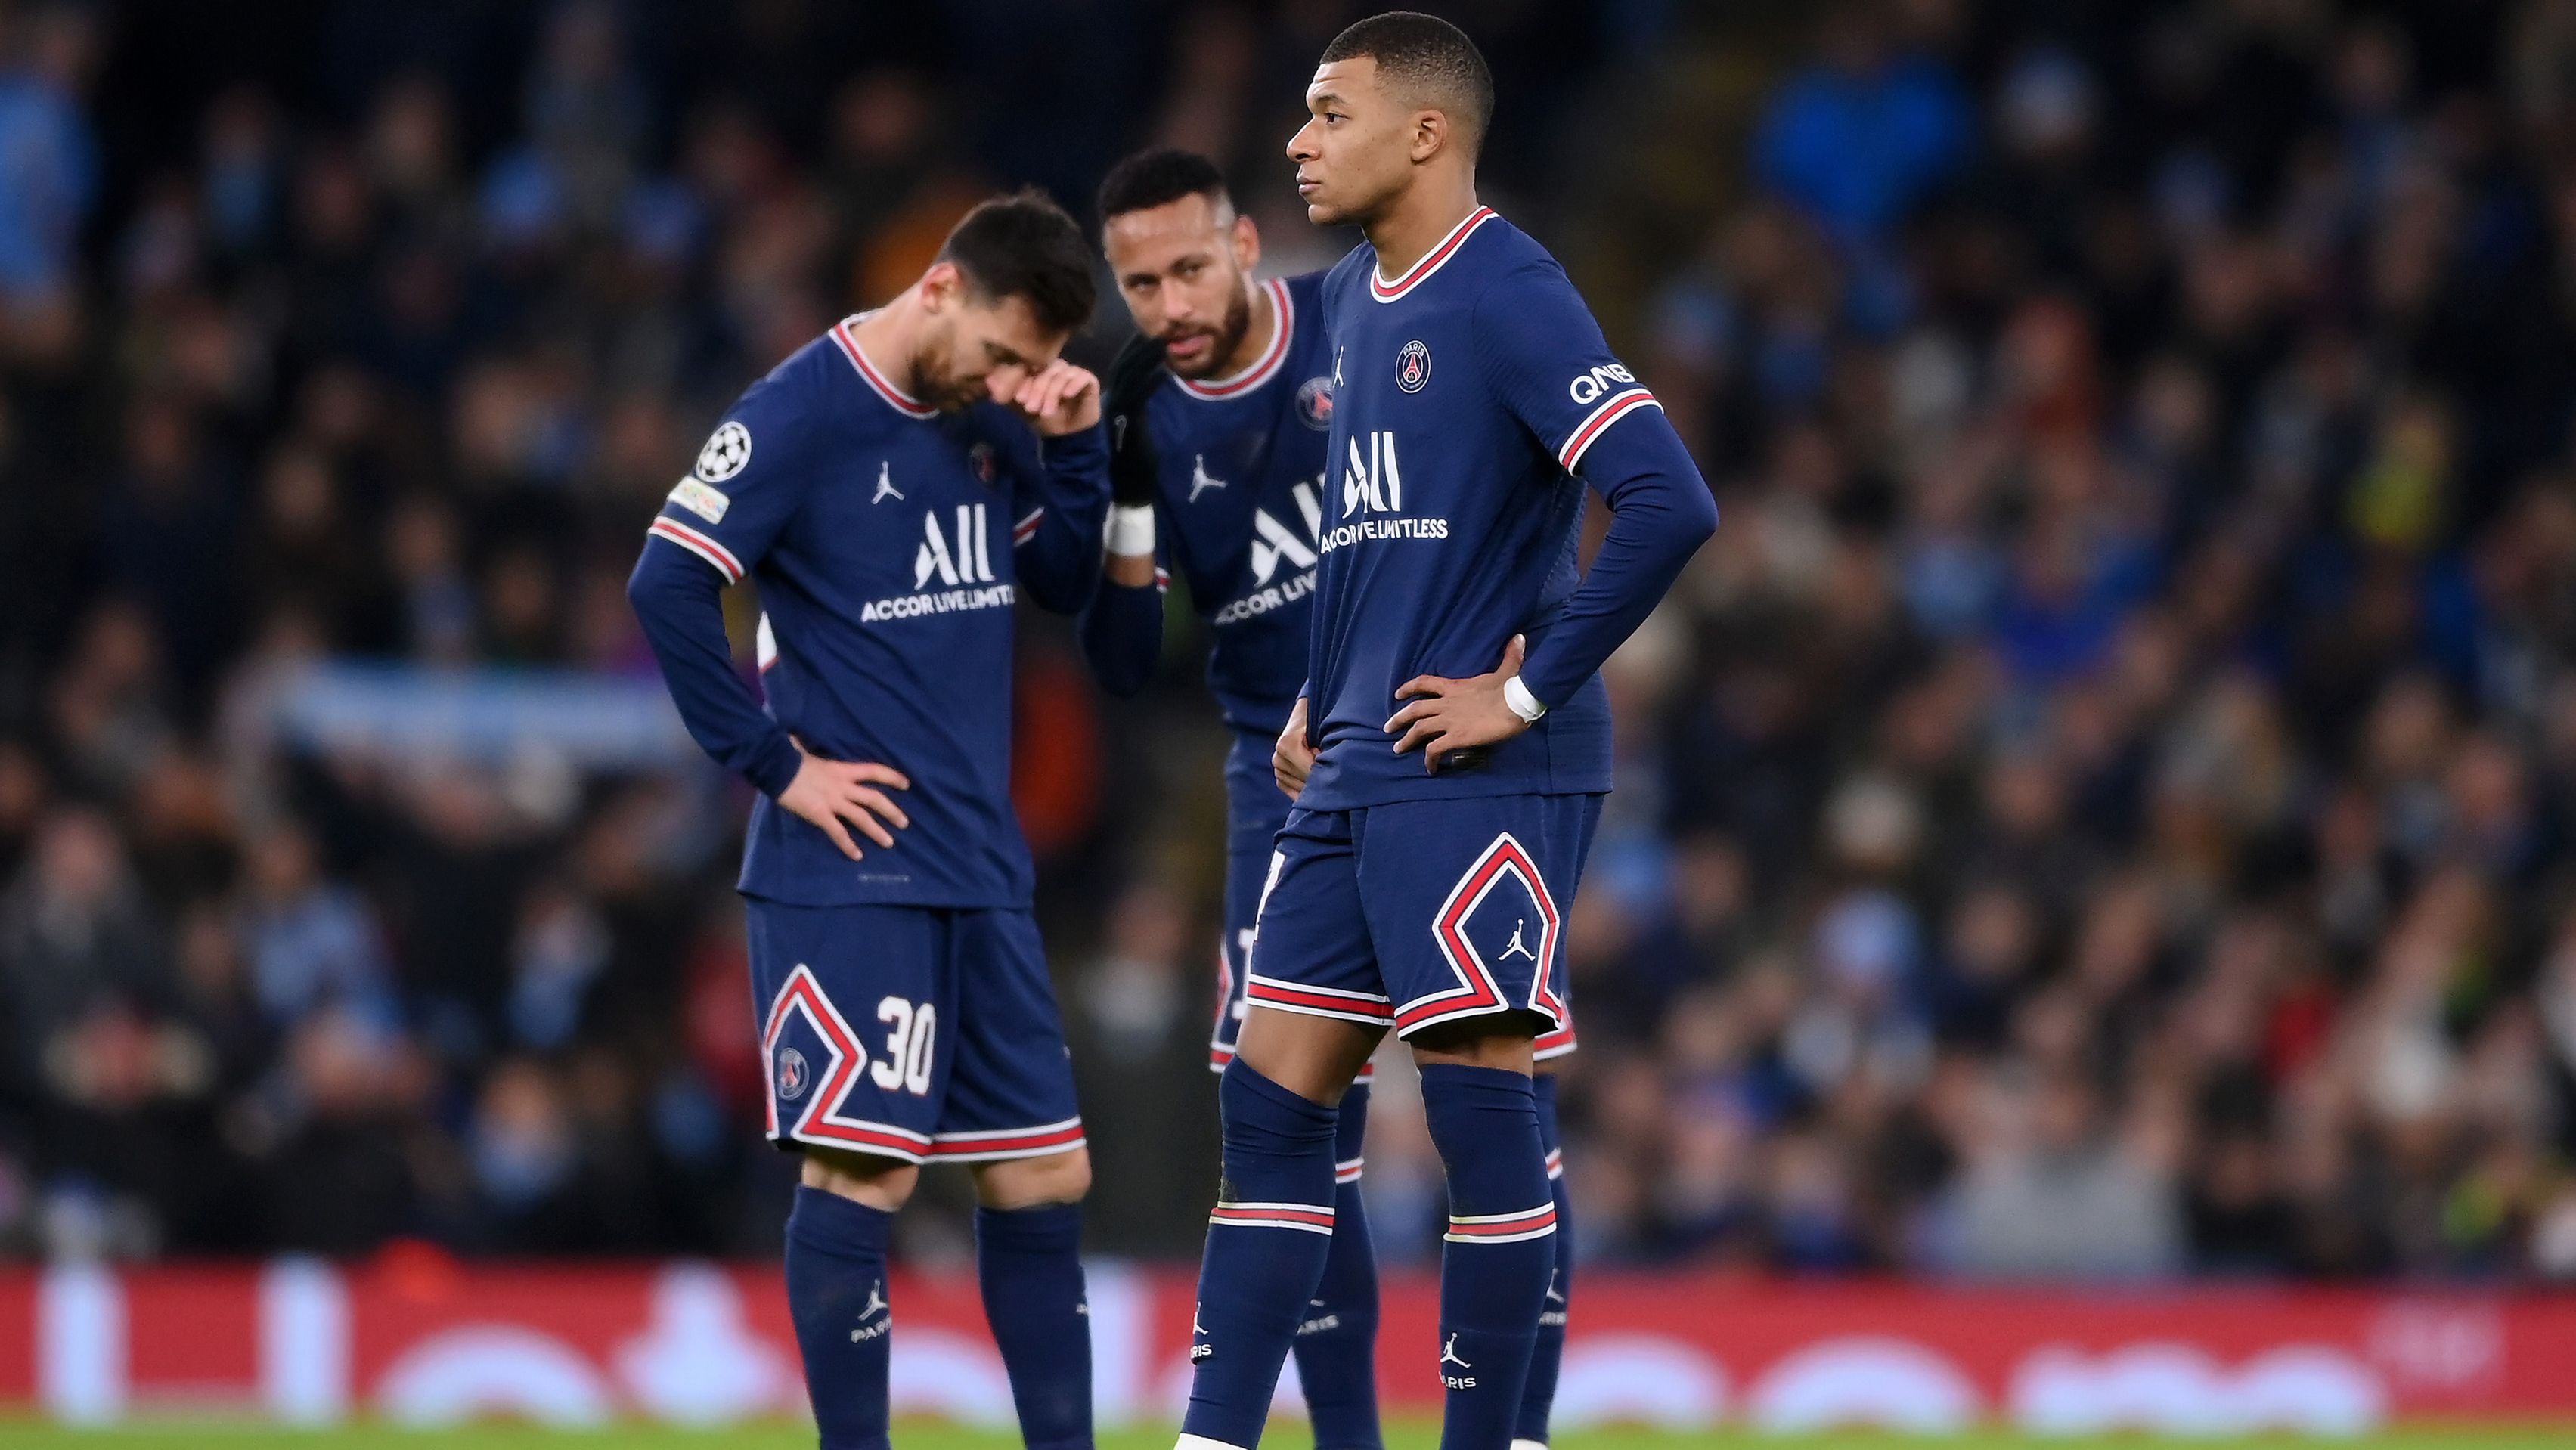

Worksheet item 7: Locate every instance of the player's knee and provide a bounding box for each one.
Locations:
[972,1145,1091,1209]
[1235,1008,1378,1105]
[1407,1009,1542,1072]
[801,1147,920,1210]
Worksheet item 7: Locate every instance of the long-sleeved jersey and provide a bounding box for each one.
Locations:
[1078,272,1334,736]
[627,316,1108,907]
[1298,208,1718,809]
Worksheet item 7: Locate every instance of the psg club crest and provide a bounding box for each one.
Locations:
[1295,376,1334,430]
[775,1046,811,1101]
[968,440,999,485]
[1396,339,1431,394]
[696,420,752,482]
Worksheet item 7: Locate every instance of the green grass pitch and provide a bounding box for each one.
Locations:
[3,1424,2572,1450]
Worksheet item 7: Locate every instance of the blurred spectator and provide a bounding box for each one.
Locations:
[1065,883,1214,1256]
[236,823,395,1029]
[0,5,98,307]
[1754,3,1971,250]
[1941,1067,2184,1279]
[0,807,170,1067]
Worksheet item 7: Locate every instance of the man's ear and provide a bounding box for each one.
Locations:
[1409,109,1448,164]
[1232,212,1261,274]
[920,259,963,312]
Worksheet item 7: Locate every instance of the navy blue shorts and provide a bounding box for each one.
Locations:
[1211,730,1291,1070]
[1211,731,1396,1082]
[749,901,1083,1164]
[1244,794,1601,1046]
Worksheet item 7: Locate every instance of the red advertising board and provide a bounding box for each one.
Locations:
[3,1261,2570,1432]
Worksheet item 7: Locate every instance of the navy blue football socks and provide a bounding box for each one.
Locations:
[1418,1064,1555,1450]
[1182,1059,1343,1448]
[975,1202,1093,1450]
[783,1185,896,1450]
[1294,1080,1383,1449]
[1516,1074,1571,1448]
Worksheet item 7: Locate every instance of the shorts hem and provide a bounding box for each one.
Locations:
[1248,996,1395,1027]
[926,1118,1086,1161]
[771,1125,932,1164]
[1245,974,1393,1025]
[1393,999,1565,1039]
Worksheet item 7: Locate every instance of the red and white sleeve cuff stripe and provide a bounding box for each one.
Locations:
[1013,507,1045,544]
[1335,1157,1365,1185]
[648,516,743,584]
[1558,387,1660,473]
[1210,1201,1337,1235]
[1446,1203,1558,1244]
[1545,1148,1564,1181]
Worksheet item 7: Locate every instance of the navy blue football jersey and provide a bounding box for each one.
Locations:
[1120,272,1335,733]
[639,316,1109,908]
[1300,209,1671,809]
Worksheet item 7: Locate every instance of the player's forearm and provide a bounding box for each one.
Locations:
[1102,548,1157,589]
[1016,427,1114,613]
[1077,576,1164,696]
[1517,420,1717,709]
[627,547,803,797]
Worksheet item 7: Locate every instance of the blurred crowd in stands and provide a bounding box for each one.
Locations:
[3,0,2575,1282]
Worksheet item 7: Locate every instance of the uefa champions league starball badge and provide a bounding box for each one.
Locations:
[696,420,752,482]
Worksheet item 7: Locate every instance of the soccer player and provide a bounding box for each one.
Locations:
[1077,147,1381,1448]
[1176,15,1717,1450]
[627,191,1110,1450]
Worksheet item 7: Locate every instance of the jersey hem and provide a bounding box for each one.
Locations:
[1291,776,1612,812]
[736,885,1034,912]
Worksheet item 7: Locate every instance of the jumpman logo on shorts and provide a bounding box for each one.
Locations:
[1441,1334,1472,1371]
[1499,917,1537,962]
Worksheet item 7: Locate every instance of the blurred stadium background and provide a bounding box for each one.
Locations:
[0,0,2574,1439]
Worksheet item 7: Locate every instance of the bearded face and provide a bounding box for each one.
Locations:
[1158,279,1252,380]
[1105,191,1263,381]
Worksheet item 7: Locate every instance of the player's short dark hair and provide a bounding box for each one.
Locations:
[1319,11,1493,155]
[937,189,1096,336]
[1096,148,1231,225]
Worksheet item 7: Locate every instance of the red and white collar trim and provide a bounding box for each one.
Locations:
[1174,277,1294,401]
[829,314,935,419]
[1371,206,1498,302]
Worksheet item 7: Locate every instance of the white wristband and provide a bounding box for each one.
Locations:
[1104,503,1155,558]
[1503,675,1546,723]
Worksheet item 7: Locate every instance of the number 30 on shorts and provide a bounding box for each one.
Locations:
[872,996,937,1096]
